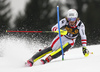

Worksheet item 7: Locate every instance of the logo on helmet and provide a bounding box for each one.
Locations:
[69,13,74,16]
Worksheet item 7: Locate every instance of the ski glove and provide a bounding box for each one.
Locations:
[55,29,67,35]
[82,47,89,57]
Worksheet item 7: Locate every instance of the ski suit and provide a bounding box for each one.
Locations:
[31,18,87,63]
[51,18,87,51]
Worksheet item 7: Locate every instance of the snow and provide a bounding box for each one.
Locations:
[0,36,100,72]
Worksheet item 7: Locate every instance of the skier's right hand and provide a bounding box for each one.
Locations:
[55,29,67,35]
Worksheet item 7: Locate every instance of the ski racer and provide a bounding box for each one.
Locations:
[25,9,89,67]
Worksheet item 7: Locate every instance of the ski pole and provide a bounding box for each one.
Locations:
[6,30,67,35]
[89,52,93,54]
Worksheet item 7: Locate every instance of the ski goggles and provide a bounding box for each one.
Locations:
[68,18,76,21]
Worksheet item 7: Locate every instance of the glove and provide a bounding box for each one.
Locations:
[55,29,67,35]
[82,47,89,57]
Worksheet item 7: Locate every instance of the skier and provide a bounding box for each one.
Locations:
[25,9,89,67]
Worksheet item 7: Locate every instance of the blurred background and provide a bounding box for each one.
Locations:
[0,0,100,47]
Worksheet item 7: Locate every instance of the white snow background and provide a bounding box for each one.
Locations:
[0,36,100,72]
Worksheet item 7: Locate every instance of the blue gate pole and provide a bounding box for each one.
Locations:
[57,6,64,60]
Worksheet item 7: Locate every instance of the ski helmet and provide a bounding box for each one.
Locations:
[67,9,78,21]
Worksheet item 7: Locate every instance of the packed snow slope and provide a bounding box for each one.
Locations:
[0,36,100,72]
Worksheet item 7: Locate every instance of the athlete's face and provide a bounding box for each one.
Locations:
[68,18,77,26]
[69,21,76,26]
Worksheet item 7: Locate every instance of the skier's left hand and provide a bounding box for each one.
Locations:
[82,47,89,57]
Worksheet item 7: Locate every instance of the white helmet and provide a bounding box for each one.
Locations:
[67,9,78,18]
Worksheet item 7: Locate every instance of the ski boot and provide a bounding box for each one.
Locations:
[40,59,47,64]
[25,58,33,67]
[40,55,52,64]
